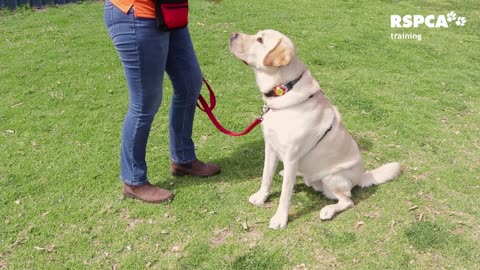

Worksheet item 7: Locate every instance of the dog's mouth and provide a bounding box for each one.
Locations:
[229,48,250,65]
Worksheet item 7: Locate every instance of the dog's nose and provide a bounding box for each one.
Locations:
[230,32,239,41]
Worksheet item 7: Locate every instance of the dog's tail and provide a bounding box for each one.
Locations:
[358,162,401,188]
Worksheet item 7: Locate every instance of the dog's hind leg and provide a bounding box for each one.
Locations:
[249,143,278,206]
[319,174,354,220]
[308,179,323,191]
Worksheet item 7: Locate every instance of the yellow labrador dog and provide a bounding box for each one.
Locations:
[229,30,401,229]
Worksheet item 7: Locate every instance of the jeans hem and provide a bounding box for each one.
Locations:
[121,177,149,186]
[171,157,196,165]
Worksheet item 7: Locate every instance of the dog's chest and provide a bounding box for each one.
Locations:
[261,109,318,157]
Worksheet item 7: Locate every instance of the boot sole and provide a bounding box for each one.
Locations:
[123,192,174,204]
[171,169,221,177]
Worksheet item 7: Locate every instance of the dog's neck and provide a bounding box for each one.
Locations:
[254,58,306,93]
[254,59,323,110]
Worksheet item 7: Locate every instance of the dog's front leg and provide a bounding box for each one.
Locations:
[249,143,278,206]
[269,160,298,229]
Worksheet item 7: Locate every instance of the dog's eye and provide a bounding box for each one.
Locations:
[256,37,263,44]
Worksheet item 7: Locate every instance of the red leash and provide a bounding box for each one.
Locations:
[197,77,264,136]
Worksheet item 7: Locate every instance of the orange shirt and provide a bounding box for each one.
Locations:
[110,0,156,19]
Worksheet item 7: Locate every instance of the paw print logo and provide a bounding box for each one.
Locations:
[447,11,457,22]
[456,16,467,26]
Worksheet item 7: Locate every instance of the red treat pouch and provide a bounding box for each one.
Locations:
[154,0,189,31]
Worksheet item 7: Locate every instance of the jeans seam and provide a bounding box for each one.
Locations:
[106,2,115,38]
[180,74,190,162]
[130,10,147,184]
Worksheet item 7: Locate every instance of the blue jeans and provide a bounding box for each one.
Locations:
[104,0,202,186]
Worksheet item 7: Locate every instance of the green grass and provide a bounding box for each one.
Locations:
[1,0,479,269]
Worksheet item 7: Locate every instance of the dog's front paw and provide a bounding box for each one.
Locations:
[269,213,288,229]
[249,191,269,206]
[319,205,336,220]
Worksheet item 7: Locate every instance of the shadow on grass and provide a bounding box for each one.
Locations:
[167,137,379,222]
[165,139,265,188]
[266,182,379,224]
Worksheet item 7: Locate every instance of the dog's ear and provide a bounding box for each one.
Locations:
[263,39,293,67]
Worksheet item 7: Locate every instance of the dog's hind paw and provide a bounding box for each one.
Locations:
[319,205,336,220]
[249,191,269,206]
[269,213,288,229]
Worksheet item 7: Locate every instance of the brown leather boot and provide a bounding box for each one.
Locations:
[123,183,174,203]
[171,159,221,177]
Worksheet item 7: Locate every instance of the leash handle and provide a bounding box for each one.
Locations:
[197,77,262,137]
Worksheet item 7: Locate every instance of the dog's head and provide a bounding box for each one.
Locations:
[229,30,296,70]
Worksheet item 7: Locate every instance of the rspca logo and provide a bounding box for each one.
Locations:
[391,11,467,28]
[390,11,466,41]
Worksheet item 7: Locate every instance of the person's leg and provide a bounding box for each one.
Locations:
[166,27,220,176]
[104,2,174,201]
[165,27,202,164]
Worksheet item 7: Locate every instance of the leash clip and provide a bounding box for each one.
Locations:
[259,104,270,120]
